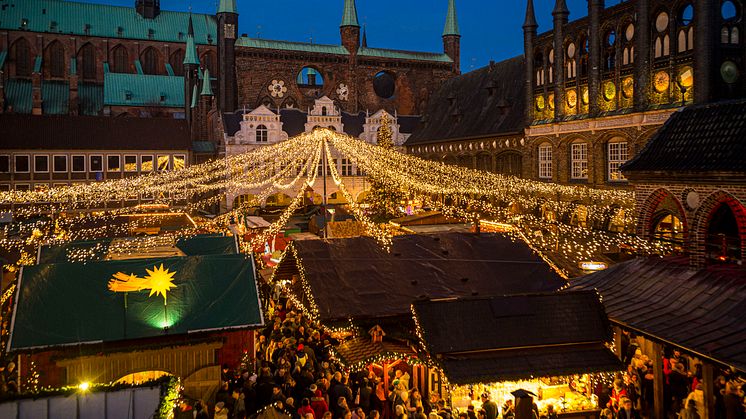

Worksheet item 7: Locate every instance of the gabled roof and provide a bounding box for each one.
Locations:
[277,233,566,323]
[335,336,416,367]
[568,256,746,372]
[104,73,184,107]
[412,291,622,384]
[406,56,526,145]
[9,254,263,351]
[0,114,191,150]
[622,100,746,174]
[0,0,216,45]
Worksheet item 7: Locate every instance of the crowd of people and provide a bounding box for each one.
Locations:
[600,334,745,419]
[201,288,457,419]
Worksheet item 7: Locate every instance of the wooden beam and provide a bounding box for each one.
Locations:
[702,362,715,419]
[652,341,666,419]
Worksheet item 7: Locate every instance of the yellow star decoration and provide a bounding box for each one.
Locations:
[108,264,177,305]
[143,264,177,305]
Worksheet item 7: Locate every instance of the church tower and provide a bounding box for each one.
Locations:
[135,0,160,19]
[184,15,200,129]
[217,0,239,112]
[340,0,361,55]
[442,0,461,74]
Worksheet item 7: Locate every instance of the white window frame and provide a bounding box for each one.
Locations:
[34,154,49,173]
[89,155,103,172]
[141,155,155,172]
[571,143,588,180]
[71,155,86,173]
[107,155,121,173]
[0,155,10,173]
[14,155,30,173]
[341,159,353,176]
[608,141,629,182]
[0,184,10,191]
[256,125,269,142]
[157,154,170,171]
[15,183,30,191]
[123,154,138,172]
[538,143,553,179]
[172,154,186,171]
[52,154,68,173]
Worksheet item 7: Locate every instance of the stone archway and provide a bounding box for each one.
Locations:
[692,190,746,266]
[636,188,688,241]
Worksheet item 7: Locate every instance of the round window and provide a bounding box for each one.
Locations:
[656,12,669,33]
[625,24,635,41]
[373,71,396,99]
[721,61,740,84]
[722,1,737,21]
[567,43,576,59]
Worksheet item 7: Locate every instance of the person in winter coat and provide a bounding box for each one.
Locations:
[480,393,498,419]
[686,384,706,418]
[311,385,330,419]
[215,402,230,419]
[617,398,641,419]
[680,399,701,419]
[299,398,316,419]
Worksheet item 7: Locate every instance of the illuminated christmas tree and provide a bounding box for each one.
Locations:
[367,112,404,219]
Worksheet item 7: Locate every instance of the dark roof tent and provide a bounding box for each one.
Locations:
[622,99,746,174]
[412,292,622,384]
[568,256,746,372]
[275,233,566,323]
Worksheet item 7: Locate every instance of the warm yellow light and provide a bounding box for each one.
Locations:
[78,382,91,391]
[579,261,608,271]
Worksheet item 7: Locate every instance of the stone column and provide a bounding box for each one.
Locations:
[588,0,603,116]
[634,0,651,111]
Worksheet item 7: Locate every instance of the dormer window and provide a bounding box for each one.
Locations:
[50,21,58,31]
[84,24,91,36]
[178,32,184,41]
[160,93,166,102]
[125,90,133,101]
[117,26,124,37]
[148,29,155,40]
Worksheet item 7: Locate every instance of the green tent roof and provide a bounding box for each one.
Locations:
[9,254,263,351]
[0,0,217,45]
[341,0,360,27]
[104,72,185,107]
[443,0,460,36]
[200,69,214,96]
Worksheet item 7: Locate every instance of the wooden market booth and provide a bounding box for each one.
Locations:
[273,232,569,397]
[412,292,624,419]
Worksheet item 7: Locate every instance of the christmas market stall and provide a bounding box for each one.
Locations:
[7,244,263,402]
[272,232,567,396]
[412,291,623,419]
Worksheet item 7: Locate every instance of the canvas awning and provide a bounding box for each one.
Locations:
[9,254,263,351]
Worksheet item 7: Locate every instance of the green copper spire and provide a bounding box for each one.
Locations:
[218,0,237,14]
[201,69,214,96]
[341,0,360,27]
[191,85,199,108]
[183,15,200,66]
[443,0,460,36]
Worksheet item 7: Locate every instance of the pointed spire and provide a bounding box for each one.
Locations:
[362,25,368,48]
[552,0,569,16]
[191,85,199,108]
[183,15,200,66]
[341,0,360,27]
[201,68,214,96]
[443,0,460,37]
[523,0,538,29]
[218,0,237,14]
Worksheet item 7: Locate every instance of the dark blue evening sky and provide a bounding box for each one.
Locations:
[93,0,625,73]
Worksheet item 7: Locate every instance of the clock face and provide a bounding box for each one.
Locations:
[721,61,739,84]
[622,77,634,98]
[566,89,578,108]
[223,23,236,39]
[603,81,616,101]
[336,83,349,101]
[654,71,670,93]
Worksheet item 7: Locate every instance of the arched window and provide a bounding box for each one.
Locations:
[548,49,554,83]
[654,12,671,58]
[677,4,695,52]
[11,38,32,77]
[566,43,577,78]
[79,43,96,80]
[706,203,742,263]
[578,37,589,77]
[46,41,65,78]
[496,152,522,177]
[476,153,492,172]
[458,155,473,169]
[170,49,184,75]
[538,143,553,179]
[322,106,328,116]
[603,30,616,71]
[297,67,324,87]
[256,125,268,142]
[534,52,545,86]
[141,47,160,75]
[607,139,629,182]
[651,212,685,246]
[112,45,130,73]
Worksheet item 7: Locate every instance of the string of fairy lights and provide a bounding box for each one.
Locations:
[0,128,671,274]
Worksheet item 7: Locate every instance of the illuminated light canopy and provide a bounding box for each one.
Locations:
[579,261,608,271]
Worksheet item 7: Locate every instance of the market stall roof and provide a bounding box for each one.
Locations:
[335,336,417,368]
[276,233,566,322]
[567,256,746,372]
[38,234,237,264]
[9,254,263,351]
[390,211,461,227]
[412,291,622,384]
